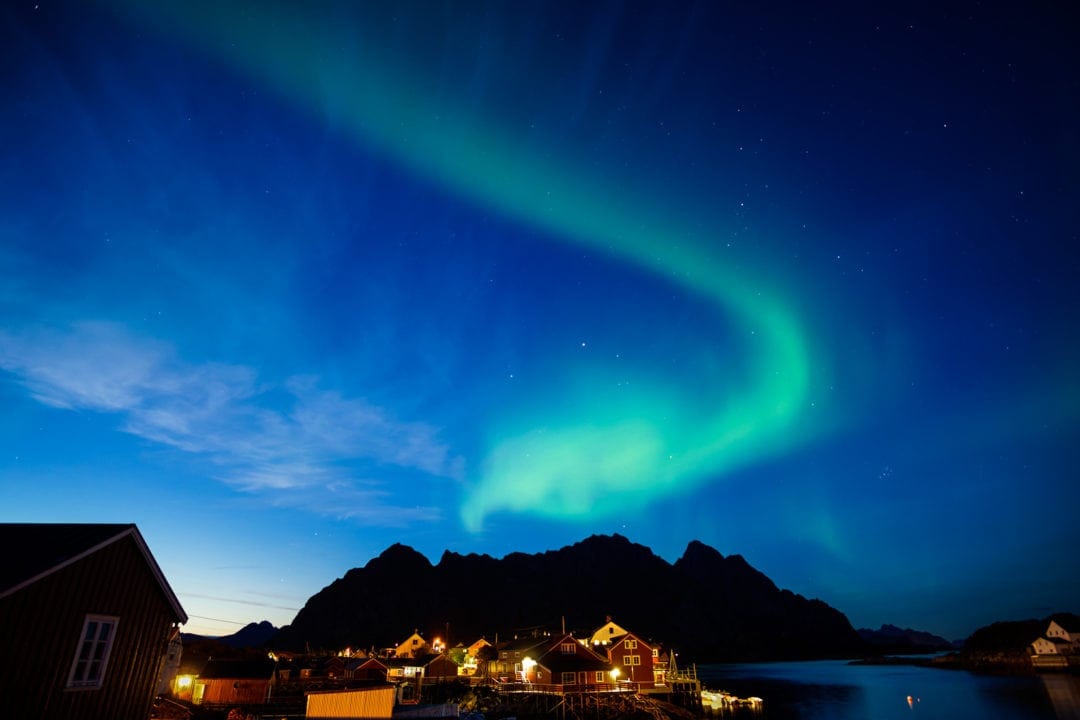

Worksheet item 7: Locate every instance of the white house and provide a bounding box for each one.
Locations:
[1030,617,1080,669]
[1046,619,1080,647]
[1032,636,1069,655]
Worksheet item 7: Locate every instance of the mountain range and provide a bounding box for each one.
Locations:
[182,620,280,649]
[271,534,865,661]
[857,624,958,653]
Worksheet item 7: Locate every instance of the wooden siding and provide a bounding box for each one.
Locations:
[0,534,178,720]
[609,634,655,688]
[197,678,271,705]
[306,686,396,719]
[423,655,459,678]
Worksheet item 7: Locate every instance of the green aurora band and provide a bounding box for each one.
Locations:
[112,1,816,530]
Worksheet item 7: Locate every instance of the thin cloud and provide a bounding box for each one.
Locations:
[0,322,459,524]
[181,592,300,612]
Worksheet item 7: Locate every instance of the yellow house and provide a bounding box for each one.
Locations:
[589,618,630,648]
[393,632,429,658]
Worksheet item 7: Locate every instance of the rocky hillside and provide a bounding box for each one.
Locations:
[271,534,864,661]
[857,624,957,653]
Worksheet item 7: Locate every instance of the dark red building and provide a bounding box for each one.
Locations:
[0,523,188,720]
[603,632,656,688]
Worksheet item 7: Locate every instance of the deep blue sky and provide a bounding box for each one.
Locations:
[2,0,1077,640]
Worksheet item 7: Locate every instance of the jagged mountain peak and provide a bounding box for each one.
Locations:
[271,535,864,661]
[368,542,432,569]
[682,538,725,561]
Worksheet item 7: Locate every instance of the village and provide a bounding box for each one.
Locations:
[163,618,718,719]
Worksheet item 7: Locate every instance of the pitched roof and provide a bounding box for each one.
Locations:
[538,652,612,674]
[375,654,457,669]
[0,523,187,624]
[609,631,651,649]
[1050,615,1080,633]
[497,636,552,654]
[535,634,613,674]
[200,658,276,679]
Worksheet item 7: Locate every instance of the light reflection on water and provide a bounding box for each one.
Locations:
[1041,674,1080,720]
[696,660,1080,720]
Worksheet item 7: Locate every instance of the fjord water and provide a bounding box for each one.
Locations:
[697,660,1080,719]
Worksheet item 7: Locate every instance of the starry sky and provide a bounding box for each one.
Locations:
[1,0,1077,641]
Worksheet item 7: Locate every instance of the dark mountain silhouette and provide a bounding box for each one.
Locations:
[857,624,956,653]
[271,534,864,661]
[183,620,279,649]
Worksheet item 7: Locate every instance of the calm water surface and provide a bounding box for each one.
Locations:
[696,660,1080,720]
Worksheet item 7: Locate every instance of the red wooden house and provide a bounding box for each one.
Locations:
[185,658,276,706]
[516,634,614,689]
[0,523,187,720]
[603,632,655,688]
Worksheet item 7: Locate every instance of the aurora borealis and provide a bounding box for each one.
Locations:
[2,1,1078,639]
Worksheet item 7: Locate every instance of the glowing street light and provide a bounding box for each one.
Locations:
[521,656,536,682]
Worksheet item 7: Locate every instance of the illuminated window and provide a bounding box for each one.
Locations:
[624,655,632,665]
[625,639,637,649]
[67,615,118,689]
[631,656,641,665]
[595,672,604,682]
[652,648,659,658]
[560,642,575,654]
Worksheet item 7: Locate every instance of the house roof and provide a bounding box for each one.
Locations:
[609,631,651,649]
[539,652,612,674]
[533,634,612,674]
[1044,636,1073,646]
[0,523,187,624]
[377,654,458,669]
[1050,615,1080,633]
[200,658,276,680]
[498,636,553,654]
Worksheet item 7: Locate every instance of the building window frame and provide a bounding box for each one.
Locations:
[67,614,119,689]
[625,639,637,649]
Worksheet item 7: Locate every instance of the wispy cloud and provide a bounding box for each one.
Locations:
[181,592,300,612]
[0,321,459,525]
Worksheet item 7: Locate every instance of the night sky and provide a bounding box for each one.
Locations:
[2,1,1078,641]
